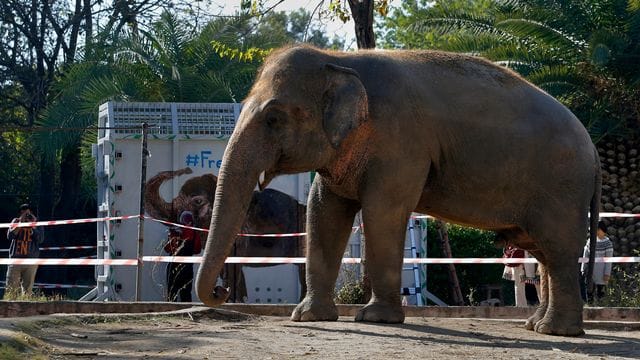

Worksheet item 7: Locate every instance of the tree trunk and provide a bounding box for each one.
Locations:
[37,156,55,221]
[55,148,82,220]
[348,0,376,49]
[436,220,465,306]
[83,0,92,48]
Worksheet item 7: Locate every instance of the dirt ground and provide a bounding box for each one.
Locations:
[1,307,640,359]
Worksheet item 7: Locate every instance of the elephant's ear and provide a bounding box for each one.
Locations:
[322,63,369,149]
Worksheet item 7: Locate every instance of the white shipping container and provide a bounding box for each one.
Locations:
[94,102,311,302]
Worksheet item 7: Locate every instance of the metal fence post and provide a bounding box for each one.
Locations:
[135,122,149,301]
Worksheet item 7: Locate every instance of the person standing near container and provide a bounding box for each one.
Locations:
[164,210,202,302]
[4,204,43,298]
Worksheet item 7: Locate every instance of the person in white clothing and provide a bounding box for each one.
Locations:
[503,246,540,307]
[581,221,613,302]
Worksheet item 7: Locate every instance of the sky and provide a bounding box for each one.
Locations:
[215,0,357,47]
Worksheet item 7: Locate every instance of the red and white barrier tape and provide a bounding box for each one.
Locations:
[147,216,362,237]
[600,212,640,218]
[0,245,97,252]
[0,258,138,266]
[40,245,97,251]
[0,215,141,229]
[1,214,311,238]
[145,217,208,232]
[0,256,638,265]
[1,211,636,232]
[0,211,638,245]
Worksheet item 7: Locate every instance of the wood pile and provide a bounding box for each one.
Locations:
[598,139,640,256]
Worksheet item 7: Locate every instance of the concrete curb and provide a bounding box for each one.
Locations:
[1,301,639,323]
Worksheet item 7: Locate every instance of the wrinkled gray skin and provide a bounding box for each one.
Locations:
[196,45,601,337]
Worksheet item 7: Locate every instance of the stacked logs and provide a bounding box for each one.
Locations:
[598,139,640,256]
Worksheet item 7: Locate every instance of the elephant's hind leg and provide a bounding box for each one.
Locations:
[533,263,584,336]
[526,209,586,336]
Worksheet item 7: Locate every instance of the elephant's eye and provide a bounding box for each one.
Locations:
[266,115,278,127]
[191,196,205,206]
[265,109,286,129]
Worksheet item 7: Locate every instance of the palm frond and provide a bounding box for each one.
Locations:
[409,16,506,39]
[526,64,581,86]
[436,32,507,54]
[495,18,586,53]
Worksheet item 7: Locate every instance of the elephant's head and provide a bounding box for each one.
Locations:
[196,45,370,306]
[145,167,217,228]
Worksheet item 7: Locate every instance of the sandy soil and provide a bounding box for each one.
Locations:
[1,308,640,359]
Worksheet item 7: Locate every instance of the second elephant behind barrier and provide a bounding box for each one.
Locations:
[145,168,306,302]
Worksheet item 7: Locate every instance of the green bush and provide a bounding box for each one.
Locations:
[2,288,65,302]
[335,281,366,304]
[599,263,640,307]
[334,262,367,304]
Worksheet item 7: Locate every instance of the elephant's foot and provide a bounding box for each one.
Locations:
[525,304,547,331]
[355,302,404,323]
[291,296,338,322]
[532,307,584,336]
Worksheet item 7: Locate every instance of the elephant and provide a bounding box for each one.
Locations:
[144,167,306,302]
[195,45,601,337]
[145,167,215,230]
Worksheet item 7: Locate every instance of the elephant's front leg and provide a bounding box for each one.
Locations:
[355,204,409,323]
[291,180,359,322]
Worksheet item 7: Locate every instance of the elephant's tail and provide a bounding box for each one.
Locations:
[586,147,602,296]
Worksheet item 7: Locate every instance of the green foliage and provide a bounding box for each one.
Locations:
[384,0,640,140]
[335,263,367,304]
[211,41,272,62]
[335,281,367,304]
[328,1,353,23]
[600,263,640,307]
[211,8,345,63]
[25,4,346,225]
[327,0,391,22]
[35,9,272,211]
[0,131,39,220]
[381,0,494,49]
[1,288,65,302]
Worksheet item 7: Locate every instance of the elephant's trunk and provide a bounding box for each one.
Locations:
[195,131,276,307]
[144,168,192,221]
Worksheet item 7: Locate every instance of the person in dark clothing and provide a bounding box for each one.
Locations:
[4,204,43,298]
[164,211,202,302]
